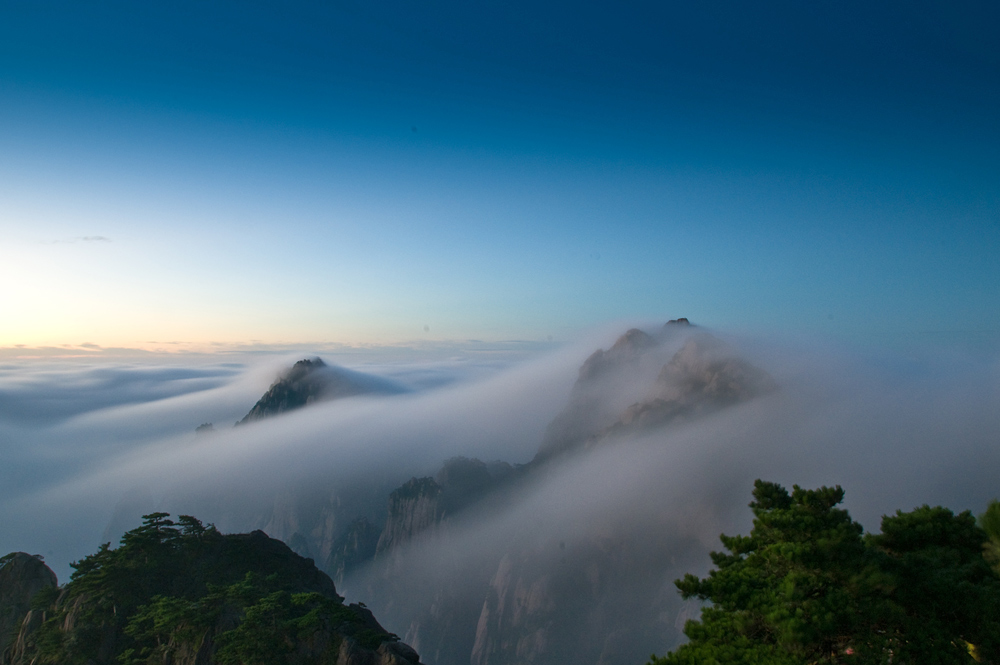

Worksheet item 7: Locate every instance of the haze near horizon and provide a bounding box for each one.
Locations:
[1,1,997,351]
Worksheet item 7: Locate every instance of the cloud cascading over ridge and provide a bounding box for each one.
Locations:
[0,324,996,660]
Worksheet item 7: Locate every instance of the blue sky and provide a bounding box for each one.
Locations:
[1,0,997,349]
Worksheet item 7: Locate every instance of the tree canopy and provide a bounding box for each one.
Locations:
[650,480,1000,665]
[12,513,401,665]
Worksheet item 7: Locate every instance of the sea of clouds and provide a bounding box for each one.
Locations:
[1,324,998,646]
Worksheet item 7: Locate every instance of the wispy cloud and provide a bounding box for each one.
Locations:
[40,236,112,245]
[0,326,997,658]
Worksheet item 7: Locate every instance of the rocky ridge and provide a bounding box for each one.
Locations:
[116,318,776,665]
[323,320,778,664]
[0,553,57,656]
[237,358,405,425]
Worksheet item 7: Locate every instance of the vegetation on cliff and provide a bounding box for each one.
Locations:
[650,481,1000,665]
[3,514,417,665]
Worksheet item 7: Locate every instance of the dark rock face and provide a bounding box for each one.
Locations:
[238,358,331,424]
[327,518,382,587]
[0,553,57,654]
[376,478,444,556]
[238,358,405,425]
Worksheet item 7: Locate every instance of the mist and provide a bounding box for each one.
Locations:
[1,325,999,662]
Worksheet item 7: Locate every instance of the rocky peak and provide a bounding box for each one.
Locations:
[577,328,657,383]
[537,322,777,460]
[609,333,777,435]
[0,553,57,655]
[237,358,405,425]
[435,457,513,513]
[237,358,330,425]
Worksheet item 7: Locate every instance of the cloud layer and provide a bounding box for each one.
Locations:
[0,326,998,659]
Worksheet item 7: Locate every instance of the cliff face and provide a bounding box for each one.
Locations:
[535,328,662,462]
[348,321,778,665]
[468,534,687,665]
[376,478,445,556]
[0,553,57,655]
[327,518,381,586]
[536,328,776,462]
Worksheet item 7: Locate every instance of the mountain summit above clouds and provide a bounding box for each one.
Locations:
[534,320,776,462]
[237,358,405,425]
[92,319,778,665]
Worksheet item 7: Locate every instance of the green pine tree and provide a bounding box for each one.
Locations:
[650,481,1000,665]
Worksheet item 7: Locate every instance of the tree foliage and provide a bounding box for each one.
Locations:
[17,514,396,665]
[980,499,1000,576]
[650,480,1000,665]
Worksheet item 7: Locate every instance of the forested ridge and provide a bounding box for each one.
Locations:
[0,514,420,665]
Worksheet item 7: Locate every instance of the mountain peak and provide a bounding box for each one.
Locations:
[236,358,404,426]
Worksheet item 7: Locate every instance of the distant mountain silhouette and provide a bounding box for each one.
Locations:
[237,358,406,425]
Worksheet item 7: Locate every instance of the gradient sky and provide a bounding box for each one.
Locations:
[1,0,998,350]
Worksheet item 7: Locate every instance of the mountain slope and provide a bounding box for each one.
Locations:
[237,358,405,425]
[1,515,420,665]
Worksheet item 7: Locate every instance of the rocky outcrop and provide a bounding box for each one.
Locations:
[600,333,777,439]
[537,326,776,461]
[238,358,330,424]
[435,457,516,514]
[577,328,658,382]
[470,536,675,665]
[376,478,444,556]
[374,459,521,559]
[535,328,665,462]
[0,553,57,654]
[238,358,405,425]
[328,518,382,586]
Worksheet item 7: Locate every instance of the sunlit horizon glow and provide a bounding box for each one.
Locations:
[1,2,998,350]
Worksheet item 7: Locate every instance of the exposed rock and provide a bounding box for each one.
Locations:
[376,478,444,556]
[0,553,57,654]
[237,358,405,425]
[535,328,664,462]
[435,457,516,514]
[577,328,657,382]
[601,333,777,439]
[469,537,669,665]
[328,518,382,586]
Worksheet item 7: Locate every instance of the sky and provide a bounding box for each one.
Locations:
[1,0,998,351]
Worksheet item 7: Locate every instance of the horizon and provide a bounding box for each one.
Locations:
[2,1,998,349]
